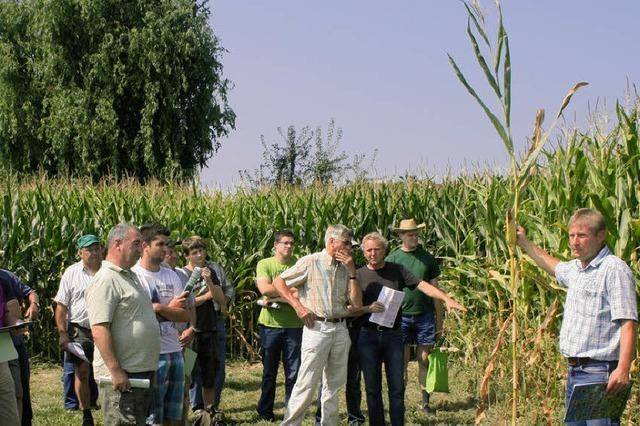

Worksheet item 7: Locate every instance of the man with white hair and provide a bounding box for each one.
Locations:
[274,224,362,426]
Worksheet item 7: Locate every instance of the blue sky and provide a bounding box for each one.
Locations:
[201,1,640,189]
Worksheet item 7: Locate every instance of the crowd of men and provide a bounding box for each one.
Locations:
[0,208,637,426]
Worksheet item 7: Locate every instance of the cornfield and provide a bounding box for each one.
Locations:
[1,99,639,422]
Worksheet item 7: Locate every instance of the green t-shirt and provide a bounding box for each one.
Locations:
[385,245,440,315]
[256,256,303,328]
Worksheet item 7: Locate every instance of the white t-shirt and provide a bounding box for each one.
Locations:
[132,264,184,354]
[54,261,95,329]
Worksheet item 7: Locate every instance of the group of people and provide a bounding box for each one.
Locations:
[0,207,637,426]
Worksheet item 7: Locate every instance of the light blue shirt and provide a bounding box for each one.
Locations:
[555,246,637,360]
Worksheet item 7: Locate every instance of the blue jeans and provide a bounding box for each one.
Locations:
[315,324,364,424]
[565,360,619,426]
[358,327,405,426]
[63,352,98,410]
[257,326,303,420]
[190,317,226,409]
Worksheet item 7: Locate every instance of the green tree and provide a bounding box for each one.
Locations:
[0,0,235,181]
[240,118,376,188]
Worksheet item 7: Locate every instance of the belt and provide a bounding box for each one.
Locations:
[363,323,396,332]
[567,357,595,366]
[315,317,346,323]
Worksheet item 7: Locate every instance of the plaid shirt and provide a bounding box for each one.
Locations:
[556,246,638,360]
[280,249,351,318]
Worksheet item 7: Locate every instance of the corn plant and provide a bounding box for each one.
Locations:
[448,1,587,422]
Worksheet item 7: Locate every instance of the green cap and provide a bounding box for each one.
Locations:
[77,234,100,249]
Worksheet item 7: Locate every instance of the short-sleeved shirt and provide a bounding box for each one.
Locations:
[555,246,638,360]
[256,256,303,328]
[133,264,185,354]
[54,262,95,329]
[357,262,420,329]
[280,250,351,319]
[386,246,440,315]
[206,260,235,314]
[85,260,160,378]
[0,278,16,327]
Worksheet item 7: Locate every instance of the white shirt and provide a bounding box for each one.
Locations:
[54,261,95,329]
[132,264,184,354]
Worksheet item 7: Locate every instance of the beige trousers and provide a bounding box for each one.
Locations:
[0,361,19,425]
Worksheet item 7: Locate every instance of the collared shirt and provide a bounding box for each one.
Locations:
[280,249,351,318]
[85,260,160,378]
[54,261,95,329]
[556,246,638,360]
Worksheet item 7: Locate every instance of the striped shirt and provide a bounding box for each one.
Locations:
[556,246,638,360]
[54,261,95,329]
[280,250,351,318]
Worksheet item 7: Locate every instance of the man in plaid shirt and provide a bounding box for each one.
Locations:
[517,208,637,425]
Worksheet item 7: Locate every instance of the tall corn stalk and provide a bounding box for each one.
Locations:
[448,1,587,423]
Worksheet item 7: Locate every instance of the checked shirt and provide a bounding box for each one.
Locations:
[555,246,637,360]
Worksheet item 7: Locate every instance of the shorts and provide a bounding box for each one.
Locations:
[193,331,218,388]
[8,358,23,398]
[149,352,185,423]
[401,311,436,346]
[67,323,94,364]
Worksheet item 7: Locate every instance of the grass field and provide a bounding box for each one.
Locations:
[30,360,481,425]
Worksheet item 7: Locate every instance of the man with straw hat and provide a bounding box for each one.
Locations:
[386,219,442,414]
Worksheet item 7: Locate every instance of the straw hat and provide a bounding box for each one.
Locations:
[393,219,426,232]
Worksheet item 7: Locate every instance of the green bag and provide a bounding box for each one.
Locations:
[425,347,449,393]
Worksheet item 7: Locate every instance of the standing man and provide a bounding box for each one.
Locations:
[179,236,227,419]
[55,234,102,425]
[386,219,442,413]
[255,229,303,422]
[516,208,637,426]
[273,224,362,426]
[85,223,161,425]
[0,277,21,425]
[133,224,191,426]
[357,232,466,426]
[1,268,39,425]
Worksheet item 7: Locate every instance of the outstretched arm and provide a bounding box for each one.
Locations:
[516,225,560,276]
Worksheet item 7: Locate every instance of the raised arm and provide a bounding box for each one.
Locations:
[416,281,466,313]
[516,225,560,276]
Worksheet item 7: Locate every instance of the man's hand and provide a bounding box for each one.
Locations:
[515,225,529,248]
[179,327,195,348]
[58,332,70,350]
[335,249,356,276]
[295,306,316,328]
[26,303,39,320]
[606,366,631,395]
[202,267,213,282]
[368,302,385,314]
[110,367,131,392]
[168,292,188,309]
[444,297,467,313]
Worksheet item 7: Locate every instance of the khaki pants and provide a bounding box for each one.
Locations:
[0,361,19,425]
[282,321,350,426]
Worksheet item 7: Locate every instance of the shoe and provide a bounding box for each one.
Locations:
[348,420,366,426]
[421,402,435,415]
[258,414,276,422]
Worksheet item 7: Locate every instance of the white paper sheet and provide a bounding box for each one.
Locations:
[65,342,89,363]
[369,286,405,328]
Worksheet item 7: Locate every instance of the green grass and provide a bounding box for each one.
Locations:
[30,360,479,425]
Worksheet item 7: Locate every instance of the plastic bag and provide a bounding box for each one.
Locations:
[426,347,449,393]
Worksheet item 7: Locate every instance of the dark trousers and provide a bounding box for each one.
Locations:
[257,325,303,420]
[358,327,405,426]
[315,324,365,424]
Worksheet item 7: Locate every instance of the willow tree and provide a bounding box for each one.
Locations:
[0,0,235,181]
